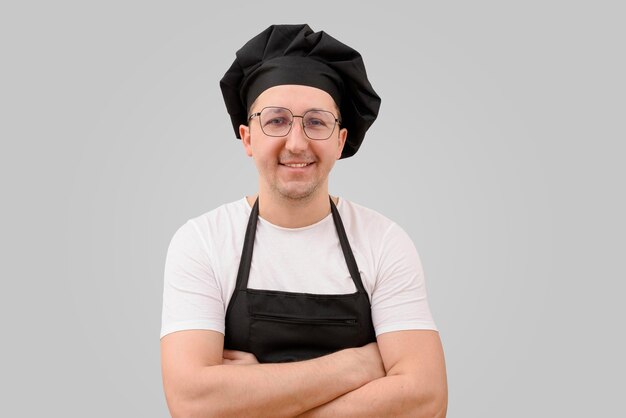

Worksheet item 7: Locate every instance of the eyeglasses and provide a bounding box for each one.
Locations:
[248,106,341,140]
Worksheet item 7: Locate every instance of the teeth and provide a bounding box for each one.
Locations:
[284,163,310,168]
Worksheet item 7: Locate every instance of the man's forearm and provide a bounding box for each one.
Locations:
[297,373,447,418]
[297,330,449,418]
[170,344,384,418]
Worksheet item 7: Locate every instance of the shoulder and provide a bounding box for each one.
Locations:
[337,198,399,240]
[168,197,250,250]
[189,197,250,230]
[337,198,419,270]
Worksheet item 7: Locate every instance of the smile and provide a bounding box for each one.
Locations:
[281,162,314,168]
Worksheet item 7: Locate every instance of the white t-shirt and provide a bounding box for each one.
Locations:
[160,197,437,339]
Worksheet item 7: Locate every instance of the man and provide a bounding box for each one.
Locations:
[160,24,447,417]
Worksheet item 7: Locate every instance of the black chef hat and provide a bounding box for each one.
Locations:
[220,24,381,159]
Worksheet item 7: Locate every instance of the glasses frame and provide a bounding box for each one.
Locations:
[248,106,341,140]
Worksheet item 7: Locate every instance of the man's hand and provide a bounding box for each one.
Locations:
[222,349,259,365]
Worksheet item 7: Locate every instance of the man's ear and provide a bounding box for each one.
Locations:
[336,128,348,160]
[240,124,253,157]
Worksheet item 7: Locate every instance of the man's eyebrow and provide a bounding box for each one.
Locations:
[304,107,333,113]
[262,106,335,114]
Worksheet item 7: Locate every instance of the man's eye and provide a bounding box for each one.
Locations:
[265,117,288,126]
[306,118,326,127]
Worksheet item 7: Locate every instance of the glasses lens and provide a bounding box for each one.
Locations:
[303,110,337,140]
[257,107,338,140]
[259,107,292,137]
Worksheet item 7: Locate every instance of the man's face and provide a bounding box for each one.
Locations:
[239,84,347,202]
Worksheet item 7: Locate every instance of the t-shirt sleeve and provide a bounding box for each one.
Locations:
[371,223,438,336]
[160,220,225,339]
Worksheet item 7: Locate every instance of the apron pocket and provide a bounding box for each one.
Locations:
[249,314,360,363]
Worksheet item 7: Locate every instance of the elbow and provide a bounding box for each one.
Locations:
[421,385,448,418]
[166,394,218,418]
[402,379,448,418]
[163,381,220,418]
[167,402,190,418]
[163,389,196,418]
[430,396,448,418]
[417,377,448,418]
[412,390,447,418]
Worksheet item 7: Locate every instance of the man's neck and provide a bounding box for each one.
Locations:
[246,189,337,229]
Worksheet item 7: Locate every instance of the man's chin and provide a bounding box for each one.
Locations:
[275,183,318,201]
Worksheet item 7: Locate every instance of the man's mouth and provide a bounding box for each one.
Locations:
[280,162,314,168]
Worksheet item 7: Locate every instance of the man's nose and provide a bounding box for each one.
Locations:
[284,117,309,152]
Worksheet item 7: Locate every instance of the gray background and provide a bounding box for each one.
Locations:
[2,1,624,416]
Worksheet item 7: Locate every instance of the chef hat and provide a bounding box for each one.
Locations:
[220,24,381,159]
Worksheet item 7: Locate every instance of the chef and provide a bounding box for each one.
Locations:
[161,24,447,417]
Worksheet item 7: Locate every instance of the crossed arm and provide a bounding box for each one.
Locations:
[161,329,447,417]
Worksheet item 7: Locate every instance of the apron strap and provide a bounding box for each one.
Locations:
[233,197,259,291]
[329,197,368,295]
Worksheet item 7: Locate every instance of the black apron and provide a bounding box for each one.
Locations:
[224,197,376,363]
